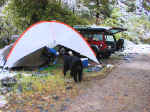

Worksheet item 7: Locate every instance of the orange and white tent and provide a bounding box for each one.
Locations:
[2,21,98,68]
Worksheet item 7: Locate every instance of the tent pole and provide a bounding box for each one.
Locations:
[0,59,6,73]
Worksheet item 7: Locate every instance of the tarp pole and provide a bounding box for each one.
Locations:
[0,57,7,73]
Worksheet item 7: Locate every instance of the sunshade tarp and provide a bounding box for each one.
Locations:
[5,21,98,68]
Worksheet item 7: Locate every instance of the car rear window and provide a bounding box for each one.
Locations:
[93,34,103,41]
[81,32,103,41]
[105,35,115,42]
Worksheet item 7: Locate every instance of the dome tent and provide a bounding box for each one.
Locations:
[0,46,53,69]
[1,21,98,69]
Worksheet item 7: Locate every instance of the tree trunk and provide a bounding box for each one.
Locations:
[96,0,100,25]
[96,13,100,25]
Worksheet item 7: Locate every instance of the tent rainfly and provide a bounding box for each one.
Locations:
[1,21,99,68]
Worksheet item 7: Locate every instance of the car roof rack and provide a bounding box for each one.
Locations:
[73,25,110,30]
[73,25,90,29]
[74,25,127,34]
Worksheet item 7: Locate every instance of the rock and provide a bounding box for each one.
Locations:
[44,102,48,107]
[23,73,32,77]
[66,86,72,90]
[44,110,48,112]
[144,75,149,78]
[17,84,23,93]
[7,87,13,92]
[26,82,32,91]
[65,98,70,102]
[123,57,131,63]
[0,87,8,94]
[16,109,23,112]
[52,95,59,101]
[0,95,7,108]
[1,77,17,87]
[65,79,72,83]
[7,111,12,112]
[32,104,35,107]
[51,73,55,76]
[123,57,129,60]
[96,65,103,68]
[124,94,128,96]
[50,104,55,108]
[60,104,67,111]
[16,100,24,104]
[106,64,114,68]
[41,80,46,83]
[32,73,49,77]
[37,106,44,112]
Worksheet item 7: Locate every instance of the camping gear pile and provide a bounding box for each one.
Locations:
[81,58,88,68]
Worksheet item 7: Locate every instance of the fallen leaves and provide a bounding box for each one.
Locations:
[1,68,80,111]
[0,62,114,112]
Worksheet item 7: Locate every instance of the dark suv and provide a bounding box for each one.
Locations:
[74,26,126,59]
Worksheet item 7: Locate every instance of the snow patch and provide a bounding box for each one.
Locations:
[0,70,17,80]
[0,95,7,108]
[123,39,150,54]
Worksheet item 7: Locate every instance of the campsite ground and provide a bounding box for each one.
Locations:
[1,53,150,112]
[65,54,150,112]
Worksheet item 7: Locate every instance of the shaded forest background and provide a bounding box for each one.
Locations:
[0,0,150,48]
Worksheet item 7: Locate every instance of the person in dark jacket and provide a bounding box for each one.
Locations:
[63,51,83,82]
[42,47,59,65]
[116,38,124,51]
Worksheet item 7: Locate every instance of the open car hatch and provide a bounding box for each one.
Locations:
[108,27,127,34]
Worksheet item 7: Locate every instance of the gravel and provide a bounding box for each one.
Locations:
[65,54,150,112]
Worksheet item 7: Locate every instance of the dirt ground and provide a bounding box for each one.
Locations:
[1,53,150,112]
[64,54,150,112]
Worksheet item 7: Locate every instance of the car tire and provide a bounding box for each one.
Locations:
[104,53,111,59]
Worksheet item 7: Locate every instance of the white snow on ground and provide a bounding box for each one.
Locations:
[123,39,150,54]
[0,70,17,80]
[0,95,7,108]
